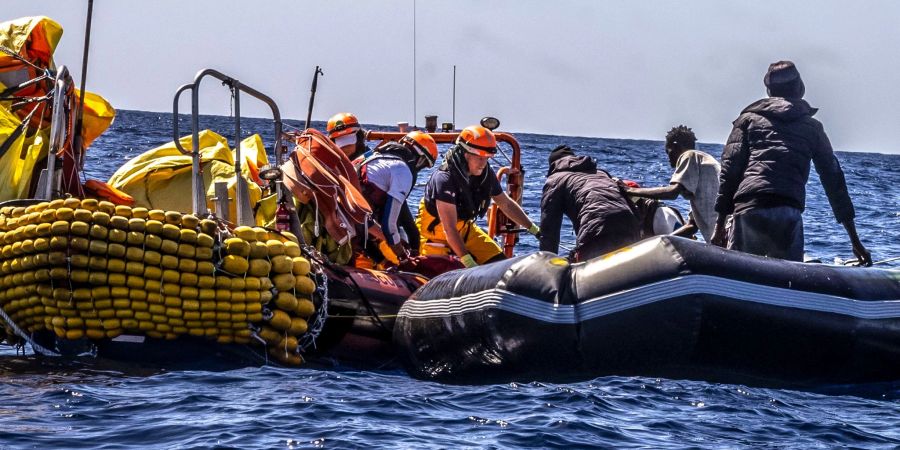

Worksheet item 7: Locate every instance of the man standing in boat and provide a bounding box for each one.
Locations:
[626,125,721,242]
[710,60,872,265]
[326,112,369,160]
[354,131,438,267]
[417,125,540,268]
[539,145,641,261]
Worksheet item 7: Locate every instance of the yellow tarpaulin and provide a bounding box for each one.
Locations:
[0,16,62,68]
[0,100,46,200]
[0,16,116,201]
[108,130,271,223]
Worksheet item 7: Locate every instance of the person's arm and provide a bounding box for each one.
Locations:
[711,121,750,247]
[398,201,419,255]
[539,183,564,254]
[435,200,469,259]
[380,197,405,245]
[671,212,698,238]
[626,184,684,200]
[493,192,536,231]
[811,124,872,266]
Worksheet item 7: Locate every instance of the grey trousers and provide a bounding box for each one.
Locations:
[728,205,804,261]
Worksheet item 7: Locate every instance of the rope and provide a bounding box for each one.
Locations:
[298,259,328,352]
[0,306,61,357]
[0,45,46,72]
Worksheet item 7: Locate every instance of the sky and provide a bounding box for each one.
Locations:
[7,0,900,154]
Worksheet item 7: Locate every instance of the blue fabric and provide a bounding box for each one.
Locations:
[728,205,804,261]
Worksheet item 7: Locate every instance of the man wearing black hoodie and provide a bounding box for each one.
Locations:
[710,61,871,265]
[539,145,640,262]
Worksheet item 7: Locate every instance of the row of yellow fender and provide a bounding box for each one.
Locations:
[0,197,319,366]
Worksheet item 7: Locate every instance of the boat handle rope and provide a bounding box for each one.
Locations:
[0,306,61,357]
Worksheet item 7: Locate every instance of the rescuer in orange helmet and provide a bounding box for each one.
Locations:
[416,125,540,268]
[326,112,368,160]
[353,130,439,267]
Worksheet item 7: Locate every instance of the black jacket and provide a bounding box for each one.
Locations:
[715,97,854,223]
[539,155,638,255]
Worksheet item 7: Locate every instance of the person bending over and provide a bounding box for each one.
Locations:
[355,131,437,266]
[540,145,641,262]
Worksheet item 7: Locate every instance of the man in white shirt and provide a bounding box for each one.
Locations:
[626,125,720,241]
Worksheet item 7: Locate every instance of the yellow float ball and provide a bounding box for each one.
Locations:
[73,209,93,222]
[164,211,182,225]
[222,255,249,275]
[108,216,129,230]
[128,218,146,232]
[295,275,316,295]
[160,224,181,240]
[233,226,256,242]
[144,219,163,236]
[147,209,166,221]
[265,240,285,257]
[91,210,111,226]
[114,205,132,218]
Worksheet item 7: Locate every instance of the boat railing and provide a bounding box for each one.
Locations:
[35,65,73,200]
[364,130,524,257]
[172,69,285,225]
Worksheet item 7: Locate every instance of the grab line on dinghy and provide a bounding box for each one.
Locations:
[399,274,900,322]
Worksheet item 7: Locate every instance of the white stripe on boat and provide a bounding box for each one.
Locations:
[399,274,900,322]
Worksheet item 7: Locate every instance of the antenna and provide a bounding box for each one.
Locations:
[73,0,94,162]
[412,0,417,128]
[452,65,456,128]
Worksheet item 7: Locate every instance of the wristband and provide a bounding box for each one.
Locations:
[460,254,478,268]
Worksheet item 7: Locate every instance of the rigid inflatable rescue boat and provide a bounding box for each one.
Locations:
[394,236,900,386]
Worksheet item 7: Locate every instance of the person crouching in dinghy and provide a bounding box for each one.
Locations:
[539,145,641,262]
[416,126,540,268]
[353,131,438,268]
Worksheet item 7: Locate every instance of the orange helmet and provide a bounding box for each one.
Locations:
[326,113,361,139]
[456,125,497,157]
[401,131,438,169]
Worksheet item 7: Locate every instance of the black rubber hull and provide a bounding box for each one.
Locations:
[394,237,900,386]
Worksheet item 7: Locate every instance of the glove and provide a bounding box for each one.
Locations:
[527,223,542,239]
[460,254,478,268]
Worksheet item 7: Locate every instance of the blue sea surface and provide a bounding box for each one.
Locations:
[1,110,899,449]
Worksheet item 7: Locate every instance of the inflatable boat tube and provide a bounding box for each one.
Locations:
[394,236,900,386]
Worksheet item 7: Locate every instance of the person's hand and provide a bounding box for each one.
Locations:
[527,223,543,240]
[390,241,410,262]
[710,224,728,248]
[459,254,478,268]
[851,240,872,267]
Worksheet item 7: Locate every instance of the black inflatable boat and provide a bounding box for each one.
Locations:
[394,236,900,386]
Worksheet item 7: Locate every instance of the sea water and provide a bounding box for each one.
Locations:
[1,110,898,448]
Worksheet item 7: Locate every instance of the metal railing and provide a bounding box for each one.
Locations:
[172,69,284,224]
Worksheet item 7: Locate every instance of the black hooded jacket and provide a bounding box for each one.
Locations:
[539,155,638,255]
[714,97,855,223]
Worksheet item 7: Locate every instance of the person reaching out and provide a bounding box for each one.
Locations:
[539,145,641,262]
[626,125,720,241]
[417,126,540,268]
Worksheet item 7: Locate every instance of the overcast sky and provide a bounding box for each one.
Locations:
[8,1,900,154]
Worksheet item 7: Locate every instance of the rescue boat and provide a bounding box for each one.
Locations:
[394,236,900,386]
[0,16,528,368]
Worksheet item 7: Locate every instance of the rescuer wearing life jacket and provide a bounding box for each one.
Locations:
[417,125,540,268]
[355,131,438,266]
[326,112,369,161]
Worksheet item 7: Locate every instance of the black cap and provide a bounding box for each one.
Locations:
[765,60,805,99]
[548,145,575,164]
